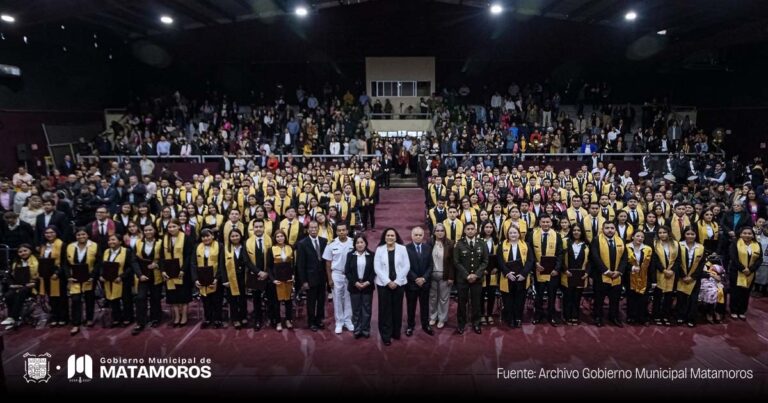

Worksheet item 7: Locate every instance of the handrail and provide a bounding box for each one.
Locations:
[78,155,203,164]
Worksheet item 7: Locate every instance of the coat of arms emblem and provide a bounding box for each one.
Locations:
[23,352,52,383]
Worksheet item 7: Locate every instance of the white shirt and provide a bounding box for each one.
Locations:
[322,237,354,273]
[633,244,643,264]
[572,242,583,257]
[76,243,89,262]
[143,240,155,257]
[509,243,518,261]
[108,248,120,262]
[234,245,242,259]
[706,224,714,238]
[204,245,211,258]
[44,244,53,258]
[355,253,368,279]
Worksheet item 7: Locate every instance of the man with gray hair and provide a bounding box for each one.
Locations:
[405,226,433,336]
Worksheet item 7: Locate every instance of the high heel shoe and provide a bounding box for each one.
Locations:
[285,320,293,330]
[276,323,283,332]
[70,326,80,336]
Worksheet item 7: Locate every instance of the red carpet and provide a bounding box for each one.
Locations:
[2,189,767,397]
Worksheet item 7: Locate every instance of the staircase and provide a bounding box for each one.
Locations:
[388,175,419,188]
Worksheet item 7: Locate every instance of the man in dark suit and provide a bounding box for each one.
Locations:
[125,175,147,205]
[35,198,70,245]
[0,212,34,251]
[405,226,433,336]
[59,155,76,176]
[297,221,329,331]
[452,221,488,334]
[95,178,118,214]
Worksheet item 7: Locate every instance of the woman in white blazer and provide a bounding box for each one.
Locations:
[374,227,410,346]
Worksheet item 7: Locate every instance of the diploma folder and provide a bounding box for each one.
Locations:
[540,256,557,274]
[567,269,586,287]
[274,262,293,282]
[13,266,31,285]
[163,259,181,278]
[246,271,266,290]
[71,264,90,283]
[505,260,523,276]
[37,258,55,279]
[138,259,153,278]
[197,266,214,287]
[101,262,119,282]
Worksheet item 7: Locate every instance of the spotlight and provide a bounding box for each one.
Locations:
[656,29,667,35]
[94,42,98,48]
[61,25,65,30]
[295,6,308,17]
[62,46,67,52]
[490,4,503,15]
[624,11,637,21]
[22,35,27,44]
[1,14,15,23]
[160,15,174,24]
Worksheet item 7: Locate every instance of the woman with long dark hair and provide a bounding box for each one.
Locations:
[344,234,375,338]
[728,226,763,320]
[162,219,195,327]
[561,224,589,325]
[222,228,254,329]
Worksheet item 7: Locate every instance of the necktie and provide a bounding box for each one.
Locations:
[631,211,636,222]
[451,221,456,237]
[576,210,581,223]
[416,244,421,255]
[258,238,263,252]
[313,238,320,260]
[542,232,548,250]
[608,239,616,268]
[100,223,105,235]
[593,218,598,232]
[678,218,684,231]
[287,222,292,242]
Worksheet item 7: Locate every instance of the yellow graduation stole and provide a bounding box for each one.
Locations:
[736,239,761,288]
[162,233,186,290]
[196,242,220,297]
[459,208,478,225]
[697,221,719,241]
[678,243,704,295]
[318,224,334,242]
[271,245,294,264]
[584,215,605,242]
[561,242,589,288]
[623,207,644,226]
[279,219,301,245]
[499,240,529,293]
[670,215,691,241]
[274,196,291,216]
[531,228,558,282]
[343,194,357,225]
[136,239,164,286]
[482,238,498,287]
[204,214,223,229]
[443,219,464,242]
[225,245,245,296]
[566,207,588,226]
[617,223,635,242]
[67,241,98,294]
[502,218,528,241]
[179,188,198,205]
[244,205,260,223]
[246,235,273,271]
[521,211,537,229]
[223,221,245,249]
[299,192,315,208]
[654,240,679,292]
[332,200,349,221]
[359,180,376,205]
[38,239,63,297]
[627,243,653,294]
[598,234,625,286]
[248,219,273,238]
[101,247,127,301]
[429,184,447,205]
[236,187,256,214]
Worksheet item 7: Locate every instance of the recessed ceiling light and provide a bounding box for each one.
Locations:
[490,4,503,15]
[160,15,174,24]
[1,14,15,23]
[656,29,667,35]
[625,11,637,21]
[295,6,308,17]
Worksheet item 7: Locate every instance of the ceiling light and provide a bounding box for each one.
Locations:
[624,11,637,21]
[295,6,308,17]
[656,29,667,35]
[490,4,503,15]
[22,35,27,44]
[160,15,174,24]
[1,14,15,23]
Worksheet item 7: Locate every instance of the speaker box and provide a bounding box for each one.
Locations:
[16,143,29,161]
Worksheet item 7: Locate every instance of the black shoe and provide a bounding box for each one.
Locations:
[131,325,144,336]
[150,320,160,328]
[531,319,540,325]
[455,326,465,335]
[201,321,210,329]
[423,326,434,336]
[473,325,482,334]
[595,319,604,328]
[213,321,223,329]
[514,320,522,328]
[405,328,414,337]
[316,322,326,330]
[383,340,392,346]
[611,319,624,328]
[254,322,262,331]
[549,319,558,327]
[310,325,319,332]
[363,332,370,338]
[354,332,362,339]
[233,322,242,330]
